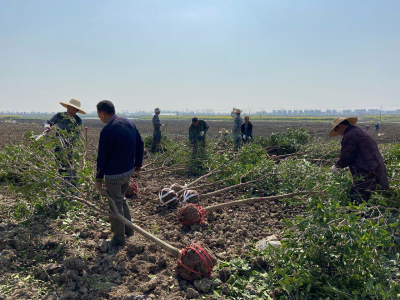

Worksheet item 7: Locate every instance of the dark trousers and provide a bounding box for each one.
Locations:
[55,146,76,188]
[105,175,133,244]
[151,130,161,153]
[349,173,377,203]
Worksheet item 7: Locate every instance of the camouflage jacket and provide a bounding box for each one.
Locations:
[232,115,243,134]
[44,112,83,143]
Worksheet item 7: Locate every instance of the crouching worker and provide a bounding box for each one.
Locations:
[95,100,144,247]
[43,99,85,187]
[241,116,253,143]
[189,117,209,153]
[329,117,389,203]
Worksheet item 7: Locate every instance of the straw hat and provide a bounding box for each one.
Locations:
[329,117,358,137]
[234,109,242,114]
[60,99,86,114]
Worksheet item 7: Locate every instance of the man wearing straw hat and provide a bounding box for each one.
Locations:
[329,117,389,202]
[151,107,164,153]
[232,108,243,150]
[43,99,86,186]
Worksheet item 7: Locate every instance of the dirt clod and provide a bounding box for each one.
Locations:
[186,287,200,299]
[140,279,157,293]
[194,278,211,293]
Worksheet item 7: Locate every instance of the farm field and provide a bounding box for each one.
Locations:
[0,119,399,299]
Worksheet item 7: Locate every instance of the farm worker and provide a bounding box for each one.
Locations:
[232,109,243,150]
[240,116,253,143]
[151,108,164,153]
[375,123,380,133]
[189,117,209,149]
[95,100,144,247]
[43,99,86,185]
[329,117,389,202]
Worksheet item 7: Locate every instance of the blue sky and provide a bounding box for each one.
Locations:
[0,0,399,113]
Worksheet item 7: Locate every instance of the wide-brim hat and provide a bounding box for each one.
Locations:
[60,99,86,114]
[329,117,358,137]
[234,109,242,114]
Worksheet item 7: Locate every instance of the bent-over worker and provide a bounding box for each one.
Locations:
[329,117,389,202]
[189,117,209,148]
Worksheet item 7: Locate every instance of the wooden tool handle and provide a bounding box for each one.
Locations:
[204,191,315,213]
[104,191,182,258]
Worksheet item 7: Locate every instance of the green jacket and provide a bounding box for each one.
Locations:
[189,120,209,143]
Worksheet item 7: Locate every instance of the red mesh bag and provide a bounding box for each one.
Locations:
[125,178,139,197]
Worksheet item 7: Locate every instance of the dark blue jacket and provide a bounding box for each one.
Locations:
[96,116,144,179]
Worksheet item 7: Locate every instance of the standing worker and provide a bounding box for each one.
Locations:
[189,117,209,151]
[151,108,163,153]
[329,117,389,202]
[375,123,380,133]
[95,100,144,247]
[240,116,253,143]
[43,99,86,186]
[232,109,243,150]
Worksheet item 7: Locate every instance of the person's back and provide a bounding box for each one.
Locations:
[233,115,243,133]
[98,117,143,177]
[337,125,388,189]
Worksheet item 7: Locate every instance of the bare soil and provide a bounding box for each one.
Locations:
[0,119,399,299]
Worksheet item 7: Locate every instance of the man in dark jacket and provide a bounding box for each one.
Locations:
[189,117,209,148]
[329,117,389,202]
[151,108,163,153]
[95,100,144,247]
[240,116,253,143]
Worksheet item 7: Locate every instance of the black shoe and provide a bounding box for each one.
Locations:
[126,231,134,238]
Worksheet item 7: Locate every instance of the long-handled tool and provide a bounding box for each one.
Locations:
[84,127,88,160]
[178,191,316,226]
[99,190,216,281]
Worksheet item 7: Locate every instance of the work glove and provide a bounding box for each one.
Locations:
[330,165,340,174]
[200,131,204,136]
[242,135,246,139]
[44,124,51,130]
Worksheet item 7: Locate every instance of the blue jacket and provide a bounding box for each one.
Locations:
[96,116,144,179]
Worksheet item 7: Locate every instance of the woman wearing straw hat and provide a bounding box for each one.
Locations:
[232,108,244,150]
[43,99,86,186]
[329,117,389,202]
